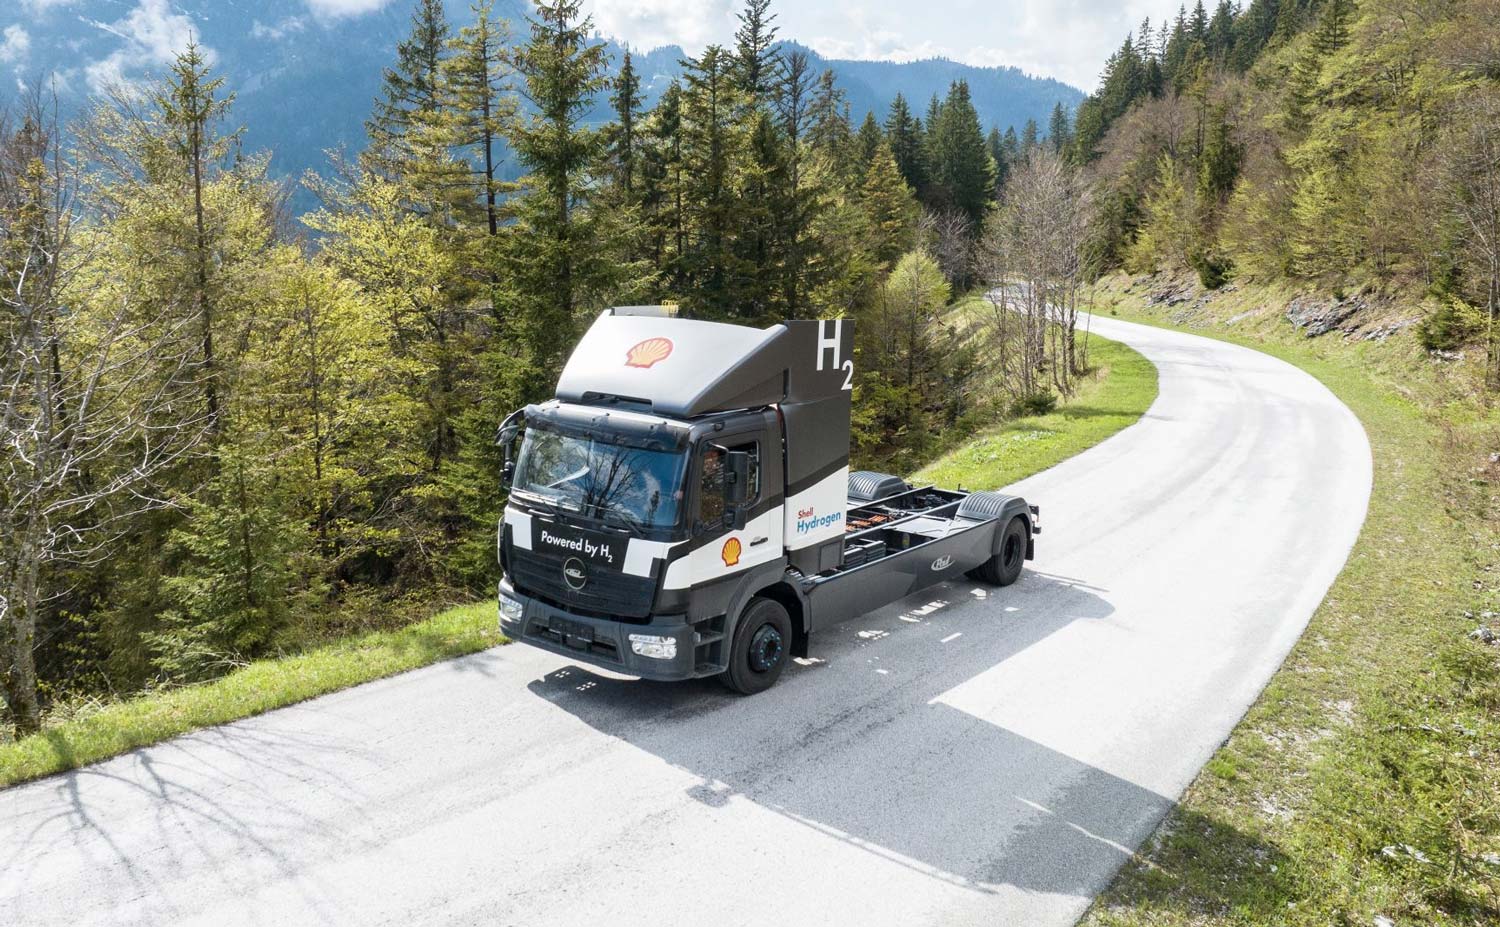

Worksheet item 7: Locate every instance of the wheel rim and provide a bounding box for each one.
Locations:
[748,623,784,673]
[1003,532,1022,569]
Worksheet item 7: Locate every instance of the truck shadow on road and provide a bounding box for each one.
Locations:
[525,570,1292,907]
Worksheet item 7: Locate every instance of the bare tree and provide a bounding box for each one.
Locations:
[1437,88,1500,386]
[918,207,973,288]
[975,148,1094,404]
[0,96,210,737]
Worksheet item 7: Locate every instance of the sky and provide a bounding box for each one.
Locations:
[0,0,1190,96]
[582,0,1187,91]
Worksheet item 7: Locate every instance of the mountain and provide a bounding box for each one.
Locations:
[3,0,1083,194]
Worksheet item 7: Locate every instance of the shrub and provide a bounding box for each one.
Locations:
[1419,297,1485,352]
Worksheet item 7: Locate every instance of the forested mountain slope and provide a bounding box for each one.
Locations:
[1072,0,1500,382]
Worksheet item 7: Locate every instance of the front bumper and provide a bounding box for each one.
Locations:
[498,578,702,681]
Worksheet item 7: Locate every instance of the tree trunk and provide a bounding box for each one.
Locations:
[192,117,218,438]
[1,528,44,738]
[481,46,498,237]
[1488,267,1499,388]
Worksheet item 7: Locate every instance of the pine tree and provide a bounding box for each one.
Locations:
[921,93,944,194]
[1310,0,1353,56]
[442,0,515,235]
[637,80,682,277]
[1197,104,1242,206]
[735,110,793,321]
[1163,6,1190,84]
[732,0,779,100]
[1188,0,1209,44]
[1048,102,1072,154]
[1287,0,1354,129]
[1021,117,1039,152]
[1207,0,1235,62]
[502,0,618,372]
[365,0,458,204]
[925,81,995,228]
[774,50,818,314]
[1231,0,1281,71]
[158,42,236,438]
[856,110,883,176]
[807,70,852,163]
[860,140,919,266]
[607,48,643,200]
[884,93,926,193]
[679,45,750,317]
[855,250,955,466]
[987,125,1008,195]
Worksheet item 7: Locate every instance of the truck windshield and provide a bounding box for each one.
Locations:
[512,425,688,529]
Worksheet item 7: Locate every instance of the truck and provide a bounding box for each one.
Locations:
[496,307,1039,694]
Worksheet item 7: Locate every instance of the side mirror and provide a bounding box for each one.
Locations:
[723,451,752,506]
[496,408,525,449]
[497,407,525,486]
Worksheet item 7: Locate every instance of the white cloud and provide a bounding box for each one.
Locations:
[305,0,393,19]
[0,25,30,64]
[582,0,1184,91]
[585,0,735,53]
[84,0,213,92]
[20,0,79,13]
[252,17,307,40]
[798,1,1178,90]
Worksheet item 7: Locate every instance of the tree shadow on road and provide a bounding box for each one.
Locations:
[526,570,1293,915]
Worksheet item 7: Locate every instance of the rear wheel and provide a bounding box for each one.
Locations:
[967,515,1029,586]
[722,597,792,695]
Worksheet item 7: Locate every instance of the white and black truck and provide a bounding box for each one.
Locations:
[497,307,1038,693]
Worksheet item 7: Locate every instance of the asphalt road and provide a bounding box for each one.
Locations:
[1,315,1372,927]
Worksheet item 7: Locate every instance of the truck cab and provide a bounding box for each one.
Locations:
[498,307,1036,694]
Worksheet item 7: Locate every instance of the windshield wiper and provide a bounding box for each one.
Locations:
[510,488,579,514]
[596,508,649,538]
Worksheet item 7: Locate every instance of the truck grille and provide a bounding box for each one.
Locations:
[509,547,658,620]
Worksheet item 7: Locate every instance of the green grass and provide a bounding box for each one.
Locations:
[914,331,1159,489]
[1082,277,1500,926]
[0,330,1157,791]
[0,602,503,788]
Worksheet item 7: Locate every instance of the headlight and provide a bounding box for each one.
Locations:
[499,593,523,622]
[628,634,677,660]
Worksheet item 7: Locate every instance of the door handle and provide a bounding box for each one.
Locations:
[750,536,769,547]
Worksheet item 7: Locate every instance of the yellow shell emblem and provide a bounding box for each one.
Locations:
[625,337,673,369]
[721,537,742,567]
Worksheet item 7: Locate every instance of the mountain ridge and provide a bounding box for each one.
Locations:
[3,0,1083,191]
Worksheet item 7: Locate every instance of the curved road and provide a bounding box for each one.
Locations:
[1,316,1371,927]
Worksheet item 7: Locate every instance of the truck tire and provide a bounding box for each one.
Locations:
[722,597,793,695]
[967,516,1029,587]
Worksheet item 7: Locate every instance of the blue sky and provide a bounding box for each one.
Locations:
[0,1,1189,95]
[583,0,1187,91]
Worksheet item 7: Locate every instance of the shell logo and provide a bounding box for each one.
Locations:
[625,337,673,369]
[721,537,742,567]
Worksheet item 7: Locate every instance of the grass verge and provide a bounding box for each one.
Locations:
[0,330,1156,791]
[0,602,502,788]
[1082,277,1500,926]
[915,331,1158,489]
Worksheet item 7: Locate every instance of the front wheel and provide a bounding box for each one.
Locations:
[722,597,792,695]
[967,515,1029,586]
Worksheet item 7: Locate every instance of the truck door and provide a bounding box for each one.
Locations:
[662,414,784,598]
